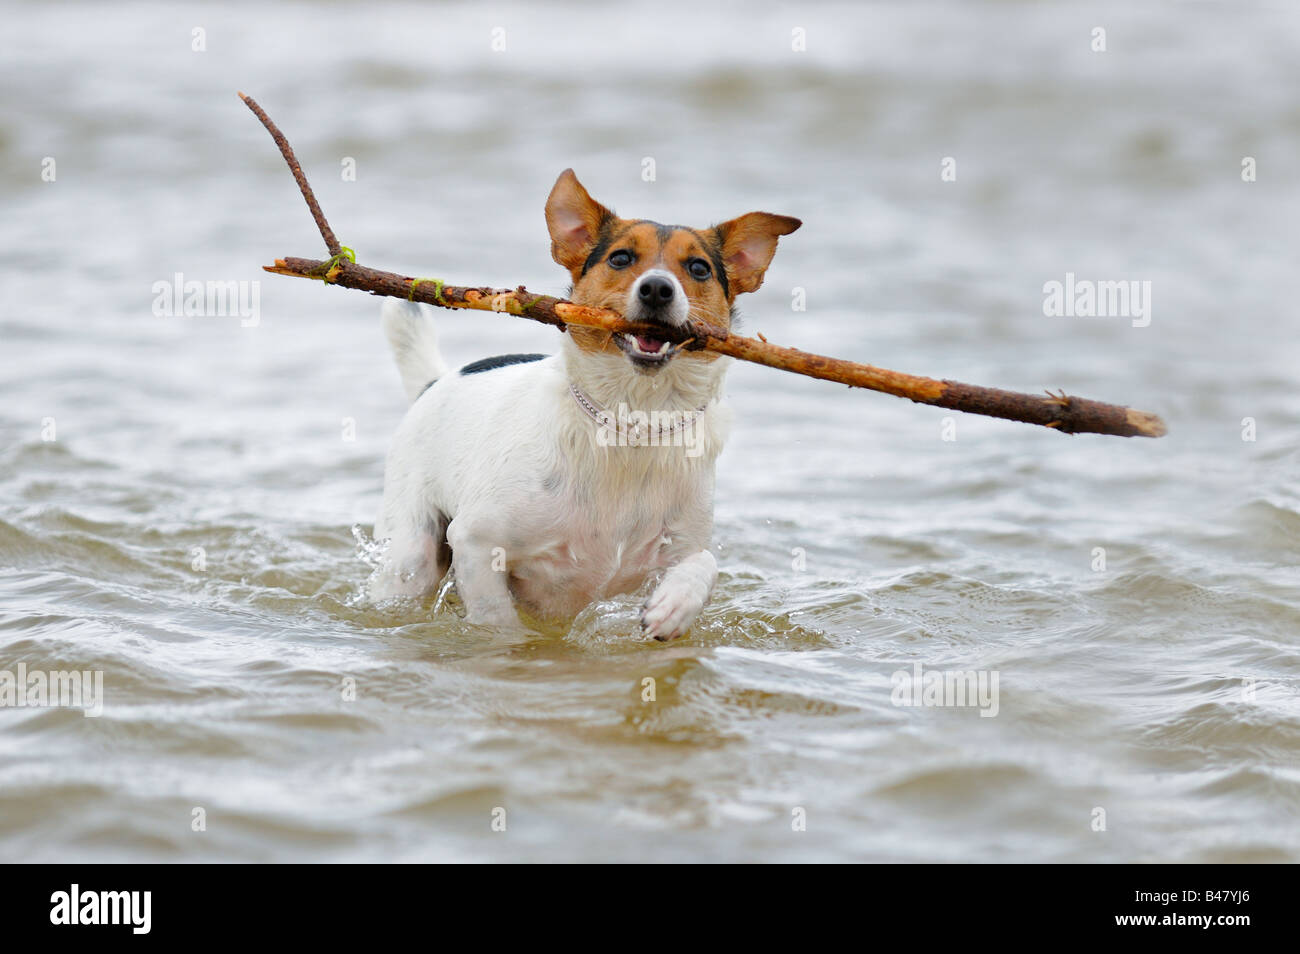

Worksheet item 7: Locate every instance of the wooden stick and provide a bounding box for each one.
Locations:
[239,92,342,258]
[241,94,1167,439]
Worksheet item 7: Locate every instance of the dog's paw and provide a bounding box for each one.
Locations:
[640,576,708,642]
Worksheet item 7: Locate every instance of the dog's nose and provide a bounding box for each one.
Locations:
[637,275,676,307]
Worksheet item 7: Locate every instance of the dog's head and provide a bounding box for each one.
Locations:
[545,169,800,374]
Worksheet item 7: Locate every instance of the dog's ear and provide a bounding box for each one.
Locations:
[714,212,802,295]
[545,170,615,275]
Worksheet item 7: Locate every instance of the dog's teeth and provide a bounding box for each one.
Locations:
[621,333,674,358]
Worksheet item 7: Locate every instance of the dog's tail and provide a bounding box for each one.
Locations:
[382,300,449,403]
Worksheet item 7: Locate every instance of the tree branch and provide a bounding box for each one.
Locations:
[242,94,1167,439]
[240,92,342,257]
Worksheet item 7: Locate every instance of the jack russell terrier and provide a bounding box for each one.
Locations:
[372,170,800,640]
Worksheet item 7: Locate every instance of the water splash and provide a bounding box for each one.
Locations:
[431,569,458,615]
[345,524,391,607]
[351,524,389,570]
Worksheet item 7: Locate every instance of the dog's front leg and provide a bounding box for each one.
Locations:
[446,516,521,629]
[641,549,717,642]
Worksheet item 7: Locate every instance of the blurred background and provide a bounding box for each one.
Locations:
[1,0,1298,862]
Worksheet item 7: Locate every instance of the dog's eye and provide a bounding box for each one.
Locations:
[687,258,712,281]
[608,250,634,269]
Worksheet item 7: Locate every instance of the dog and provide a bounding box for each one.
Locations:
[372,170,799,640]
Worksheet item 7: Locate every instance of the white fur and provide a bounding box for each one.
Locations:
[382,300,449,403]
[373,298,731,640]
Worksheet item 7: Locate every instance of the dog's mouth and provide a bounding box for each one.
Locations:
[615,332,685,370]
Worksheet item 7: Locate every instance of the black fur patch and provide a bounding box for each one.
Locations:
[458,353,548,375]
[580,218,625,276]
[705,226,730,298]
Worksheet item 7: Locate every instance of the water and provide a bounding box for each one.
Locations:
[2,0,1298,862]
